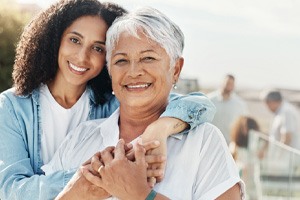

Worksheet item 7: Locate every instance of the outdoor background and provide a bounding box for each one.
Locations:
[1,0,299,131]
[15,0,300,90]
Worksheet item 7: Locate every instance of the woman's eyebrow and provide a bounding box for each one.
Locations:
[69,31,105,45]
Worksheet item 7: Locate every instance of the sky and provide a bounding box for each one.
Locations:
[17,0,300,90]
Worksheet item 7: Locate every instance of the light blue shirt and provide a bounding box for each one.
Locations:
[0,87,215,200]
[43,109,244,200]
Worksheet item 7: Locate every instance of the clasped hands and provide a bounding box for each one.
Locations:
[55,138,166,200]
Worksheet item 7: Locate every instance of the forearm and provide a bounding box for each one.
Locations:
[0,169,74,200]
[162,92,216,130]
[142,92,216,141]
[55,168,110,200]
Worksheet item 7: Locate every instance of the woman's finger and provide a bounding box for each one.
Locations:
[80,166,103,188]
[145,154,166,164]
[125,142,133,152]
[101,146,115,165]
[146,168,164,178]
[114,139,126,160]
[147,177,156,188]
[125,149,135,161]
[142,140,160,151]
[135,138,146,165]
[91,154,104,174]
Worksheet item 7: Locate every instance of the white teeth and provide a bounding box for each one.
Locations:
[69,63,87,72]
[127,84,150,89]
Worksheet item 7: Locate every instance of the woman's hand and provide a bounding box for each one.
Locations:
[82,139,152,200]
[55,164,110,200]
[84,140,164,188]
[126,139,166,187]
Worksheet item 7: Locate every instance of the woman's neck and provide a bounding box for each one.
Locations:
[119,105,166,143]
[47,80,86,109]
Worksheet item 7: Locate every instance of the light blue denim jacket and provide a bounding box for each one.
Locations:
[0,87,215,200]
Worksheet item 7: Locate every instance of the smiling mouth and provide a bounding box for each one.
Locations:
[126,83,151,89]
[69,62,88,72]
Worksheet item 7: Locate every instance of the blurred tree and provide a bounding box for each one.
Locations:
[0,0,33,92]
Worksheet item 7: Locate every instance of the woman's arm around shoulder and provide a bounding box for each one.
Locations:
[163,92,216,130]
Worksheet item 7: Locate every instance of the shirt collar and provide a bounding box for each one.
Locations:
[97,108,187,143]
[97,108,120,146]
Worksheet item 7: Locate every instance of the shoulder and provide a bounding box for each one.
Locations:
[0,87,36,102]
[0,87,37,111]
[279,102,300,119]
[0,88,16,100]
[189,122,228,149]
[231,93,245,103]
[193,122,223,137]
[207,90,221,102]
[0,88,23,108]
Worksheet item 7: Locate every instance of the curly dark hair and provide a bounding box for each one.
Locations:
[13,0,127,104]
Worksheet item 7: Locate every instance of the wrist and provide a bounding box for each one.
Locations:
[159,117,188,135]
[145,189,157,200]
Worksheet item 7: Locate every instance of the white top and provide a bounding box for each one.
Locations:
[270,101,300,150]
[39,84,90,164]
[43,109,245,199]
[208,90,248,144]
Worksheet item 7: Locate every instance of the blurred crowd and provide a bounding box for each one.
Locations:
[206,74,300,200]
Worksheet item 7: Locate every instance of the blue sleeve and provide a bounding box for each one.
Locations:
[161,92,216,130]
[0,93,75,200]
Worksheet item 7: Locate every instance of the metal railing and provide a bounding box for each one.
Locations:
[242,130,300,200]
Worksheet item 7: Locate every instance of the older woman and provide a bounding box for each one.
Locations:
[44,7,244,200]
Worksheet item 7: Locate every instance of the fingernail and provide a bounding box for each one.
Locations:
[137,137,143,145]
[126,143,133,148]
[154,140,160,146]
[119,139,125,143]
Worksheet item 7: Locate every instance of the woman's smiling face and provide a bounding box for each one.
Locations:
[109,31,183,110]
[56,15,108,88]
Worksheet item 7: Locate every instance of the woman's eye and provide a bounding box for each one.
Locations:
[115,59,127,65]
[142,57,155,62]
[70,37,80,44]
[93,46,105,53]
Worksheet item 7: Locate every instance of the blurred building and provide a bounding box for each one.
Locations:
[173,78,200,94]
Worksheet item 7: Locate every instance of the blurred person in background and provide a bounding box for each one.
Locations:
[229,116,260,200]
[208,74,248,144]
[263,90,300,150]
[230,116,260,160]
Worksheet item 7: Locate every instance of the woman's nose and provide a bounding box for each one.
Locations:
[127,62,144,78]
[77,47,90,63]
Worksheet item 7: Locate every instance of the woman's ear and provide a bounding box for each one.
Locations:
[173,57,184,82]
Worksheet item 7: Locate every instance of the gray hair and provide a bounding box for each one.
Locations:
[105,7,184,69]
